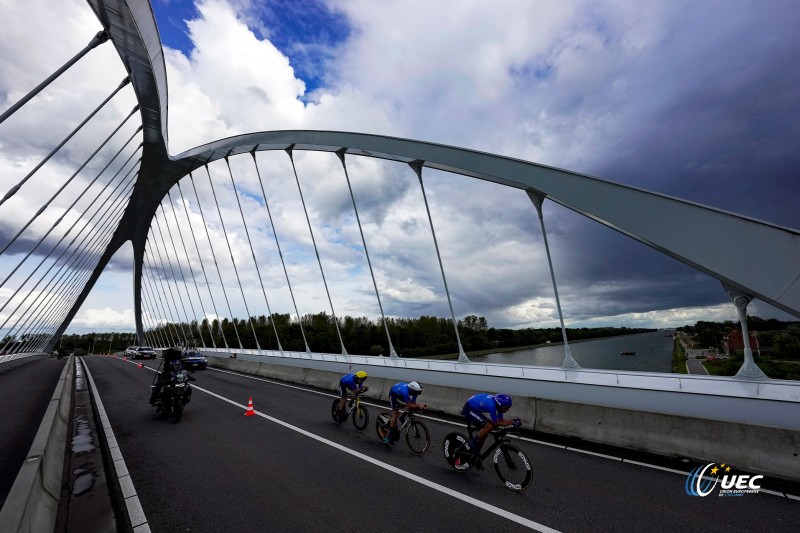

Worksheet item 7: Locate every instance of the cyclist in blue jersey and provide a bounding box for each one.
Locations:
[461,393,520,461]
[337,370,369,415]
[385,381,427,443]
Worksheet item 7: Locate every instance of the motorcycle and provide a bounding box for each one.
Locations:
[150,366,195,422]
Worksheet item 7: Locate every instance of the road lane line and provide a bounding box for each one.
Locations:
[191,383,559,532]
[82,358,151,533]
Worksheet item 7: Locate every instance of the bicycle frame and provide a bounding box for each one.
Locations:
[467,425,515,461]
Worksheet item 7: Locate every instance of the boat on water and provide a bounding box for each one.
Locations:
[620,351,636,355]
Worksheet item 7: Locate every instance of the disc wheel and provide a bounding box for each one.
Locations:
[405,420,430,455]
[492,444,532,491]
[443,432,472,471]
[331,398,345,424]
[376,412,391,440]
[352,403,369,432]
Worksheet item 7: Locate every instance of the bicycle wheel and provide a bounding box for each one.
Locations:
[376,412,391,440]
[405,420,430,455]
[352,403,369,432]
[331,398,345,424]
[443,432,472,471]
[492,444,532,491]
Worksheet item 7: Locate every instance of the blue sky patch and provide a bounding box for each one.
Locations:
[151,0,350,93]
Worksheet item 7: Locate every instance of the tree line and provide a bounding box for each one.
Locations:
[678,317,800,380]
[50,313,651,358]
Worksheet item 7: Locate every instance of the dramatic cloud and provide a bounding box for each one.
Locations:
[2,0,798,337]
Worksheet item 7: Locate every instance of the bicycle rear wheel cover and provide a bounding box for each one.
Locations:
[331,398,345,424]
[376,412,391,439]
[443,432,471,471]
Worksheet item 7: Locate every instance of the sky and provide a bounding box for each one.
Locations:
[1,0,799,338]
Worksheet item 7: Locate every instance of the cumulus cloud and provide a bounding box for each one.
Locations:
[2,0,798,338]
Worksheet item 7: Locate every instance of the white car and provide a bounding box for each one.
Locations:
[126,346,157,359]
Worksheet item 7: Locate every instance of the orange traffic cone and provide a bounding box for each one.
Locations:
[138,362,143,368]
[123,355,127,361]
[244,397,255,417]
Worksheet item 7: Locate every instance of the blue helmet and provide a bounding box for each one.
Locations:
[494,394,512,409]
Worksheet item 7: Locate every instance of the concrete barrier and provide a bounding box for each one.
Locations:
[0,356,74,533]
[209,355,800,482]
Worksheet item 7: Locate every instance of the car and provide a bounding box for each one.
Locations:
[126,346,156,359]
[136,346,157,359]
[181,351,208,370]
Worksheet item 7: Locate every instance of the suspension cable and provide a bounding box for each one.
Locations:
[188,172,243,349]
[409,162,468,363]
[165,190,216,348]
[336,150,397,357]
[0,104,140,267]
[0,78,133,208]
[211,158,262,351]
[0,178,135,335]
[143,249,182,346]
[251,150,310,353]
[161,197,210,348]
[176,181,227,348]
[151,215,193,345]
[286,147,347,355]
[0,31,109,125]
[0,159,139,319]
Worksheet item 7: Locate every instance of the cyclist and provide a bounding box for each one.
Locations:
[384,381,427,443]
[337,370,369,415]
[461,393,521,465]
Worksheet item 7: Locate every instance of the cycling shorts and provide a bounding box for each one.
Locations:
[462,406,489,428]
[389,391,406,411]
[339,383,351,397]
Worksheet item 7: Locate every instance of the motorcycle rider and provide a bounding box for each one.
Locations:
[149,347,187,405]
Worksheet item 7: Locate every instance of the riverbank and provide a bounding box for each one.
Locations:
[417,332,655,361]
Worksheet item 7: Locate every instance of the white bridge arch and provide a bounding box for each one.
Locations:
[46,1,800,378]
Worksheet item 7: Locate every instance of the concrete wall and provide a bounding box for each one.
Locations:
[0,356,74,533]
[210,355,800,482]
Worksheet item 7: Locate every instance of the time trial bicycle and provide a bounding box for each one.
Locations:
[375,409,430,455]
[442,425,532,491]
[331,392,369,432]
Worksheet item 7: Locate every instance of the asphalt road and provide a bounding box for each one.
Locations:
[82,355,799,532]
[0,355,67,508]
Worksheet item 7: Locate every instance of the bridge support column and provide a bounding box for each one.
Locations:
[723,285,768,380]
[528,191,580,369]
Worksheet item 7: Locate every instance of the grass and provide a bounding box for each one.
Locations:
[671,339,688,374]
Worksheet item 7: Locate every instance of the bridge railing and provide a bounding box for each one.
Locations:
[195,346,799,402]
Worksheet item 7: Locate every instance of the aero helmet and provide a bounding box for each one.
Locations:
[355,370,368,380]
[494,394,512,409]
[408,381,422,393]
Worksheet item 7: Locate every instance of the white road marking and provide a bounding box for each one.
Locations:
[82,359,150,532]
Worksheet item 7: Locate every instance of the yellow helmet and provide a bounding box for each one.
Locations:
[355,370,368,380]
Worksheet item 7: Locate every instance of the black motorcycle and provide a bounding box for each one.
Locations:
[150,367,195,422]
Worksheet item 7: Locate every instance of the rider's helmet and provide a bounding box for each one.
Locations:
[494,394,512,409]
[355,370,368,380]
[408,381,422,393]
